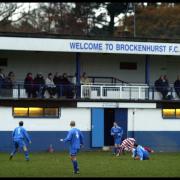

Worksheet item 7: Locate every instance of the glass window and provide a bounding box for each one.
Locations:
[176,109,180,118]
[44,108,59,117]
[13,107,59,118]
[29,107,43,117]
[13,107,28,117]
[163,109,175,118]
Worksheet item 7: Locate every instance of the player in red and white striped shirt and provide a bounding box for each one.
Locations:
[116,138,136,156]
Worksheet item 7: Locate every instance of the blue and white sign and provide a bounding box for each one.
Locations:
[0,36,179,56]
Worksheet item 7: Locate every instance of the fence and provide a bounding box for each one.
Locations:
[0,83,179,100]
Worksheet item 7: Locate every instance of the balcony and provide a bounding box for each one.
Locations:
[0,83,179,101]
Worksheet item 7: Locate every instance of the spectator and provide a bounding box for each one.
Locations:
[33,73,45,98]
[3,71,15,89]
[71,73,78,99]
[45,73,57,98]
[24,72,34,98]
[80,72,91,85]
[71,73,77,85]
[154,75,169,99]
[174,75,180,98]
[53,72,62,98]
[80,72,91,98]
[61,73,73,98]
[3,71,15,97]
[0,68,5,89]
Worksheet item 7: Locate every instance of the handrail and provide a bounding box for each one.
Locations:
[0,82,179,100]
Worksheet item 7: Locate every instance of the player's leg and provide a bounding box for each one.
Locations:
[115,138,121,155]
[70,149,79,174]
[143,151,150,160]
[9,141,19,160]
[20,141,30,161]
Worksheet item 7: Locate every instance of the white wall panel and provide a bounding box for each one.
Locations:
[0,107,91,131]
[128,108,180,131]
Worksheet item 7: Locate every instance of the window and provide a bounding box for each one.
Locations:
[162,109,180,119]
[13,107,28,117]
[120,62,137,70]
[13,107,59,118]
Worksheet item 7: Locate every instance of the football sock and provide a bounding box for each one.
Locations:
[24,151,29,160]
[72,160,78,172]
[10,149,17,158]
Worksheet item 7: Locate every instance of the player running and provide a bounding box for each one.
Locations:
[61,120,84,174]
[9,121,32,161]
[110,122,123,155]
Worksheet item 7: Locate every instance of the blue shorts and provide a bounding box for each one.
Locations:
[143,151,150,160]
[14,140,26,149]
[70,148,79,156]
[114,138,121,145]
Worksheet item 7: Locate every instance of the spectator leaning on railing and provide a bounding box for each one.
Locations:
[80,72,91,98]
[154,75,169,100]
[33,73,45,98]
[24,72,34,98]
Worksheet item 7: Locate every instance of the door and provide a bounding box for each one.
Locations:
[91,108,104,147]
[114,108,128,140]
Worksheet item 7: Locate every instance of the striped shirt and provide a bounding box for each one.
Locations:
[119,138,136,152]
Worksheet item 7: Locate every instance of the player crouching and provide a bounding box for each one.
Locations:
[132,143,150,160]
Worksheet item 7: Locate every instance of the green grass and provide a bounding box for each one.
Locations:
[0,151,180,177]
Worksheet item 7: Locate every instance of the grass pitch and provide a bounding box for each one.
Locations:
[0,151,180,177]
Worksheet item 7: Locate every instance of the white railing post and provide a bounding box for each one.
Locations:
[81,85,83,98]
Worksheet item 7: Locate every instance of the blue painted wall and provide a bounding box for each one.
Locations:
[1,131,180,152]
[0,131,91,152]
[128,131,180,152]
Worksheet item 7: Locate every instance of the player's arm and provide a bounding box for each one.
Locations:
[110,128,114,136]
[79,131,84,146]
[120,128,123,137]
[22,128,31,144]
[132,148,136,158]
[63,131,72,143]
[118,128,123,137]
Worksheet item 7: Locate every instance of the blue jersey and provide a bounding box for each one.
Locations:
[12,126,31,143]
[132,145,149,160]
[111,126,123,139]
[64,127,84,150]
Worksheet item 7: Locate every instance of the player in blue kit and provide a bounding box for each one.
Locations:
[110,122,123,155]
[9,121,32,161]
[61,120,84,174]
[132,143,150,160]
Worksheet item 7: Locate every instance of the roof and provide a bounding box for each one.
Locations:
[0,31,180,43]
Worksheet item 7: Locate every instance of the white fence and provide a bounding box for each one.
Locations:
[81,84,149,100]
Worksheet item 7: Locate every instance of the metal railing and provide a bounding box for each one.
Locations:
[81,84,180,100]
[0,83,179,100]
[81,84,149,100]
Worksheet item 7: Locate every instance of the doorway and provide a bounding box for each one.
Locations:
[104,108,127,146]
